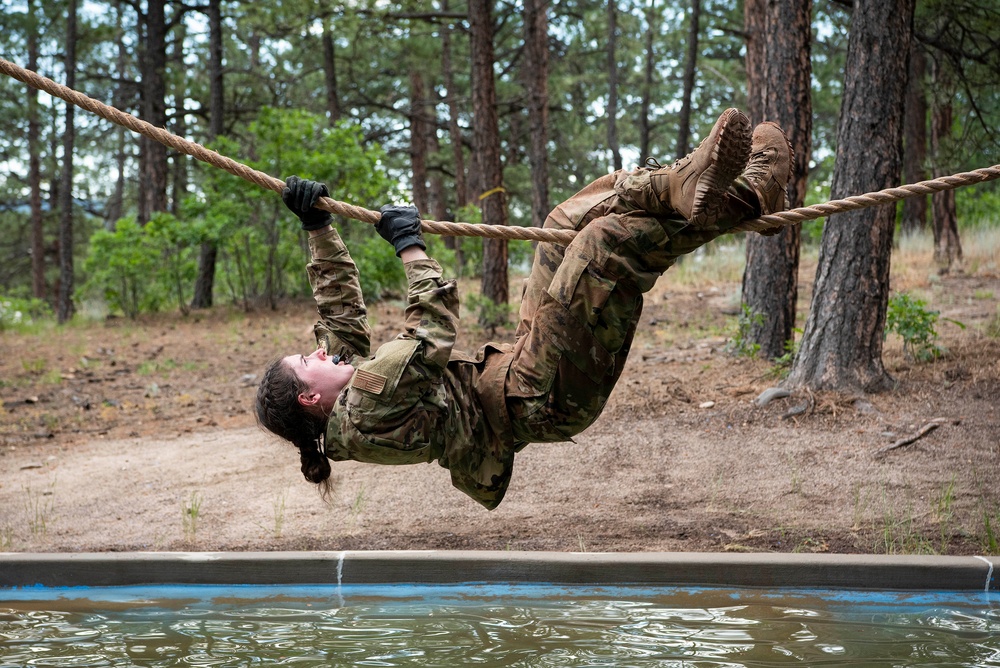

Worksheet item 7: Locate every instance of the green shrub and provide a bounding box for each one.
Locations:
[186,108,396,308]
[79,218,165,318]
[726,304,764,358]
[885,292,964,361]
[0,297,51,329]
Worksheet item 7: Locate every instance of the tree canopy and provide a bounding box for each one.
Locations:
[0,0,998,321]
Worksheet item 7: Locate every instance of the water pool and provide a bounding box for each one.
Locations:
[2,583,999,666]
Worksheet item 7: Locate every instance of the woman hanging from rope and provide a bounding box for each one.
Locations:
[254,109,792,509]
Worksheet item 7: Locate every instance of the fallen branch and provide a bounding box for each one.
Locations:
[874,418,948,458]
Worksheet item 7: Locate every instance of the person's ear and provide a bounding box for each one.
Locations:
[297,391,321,408]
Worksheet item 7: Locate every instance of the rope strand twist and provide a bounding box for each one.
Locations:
[2,56,997,245]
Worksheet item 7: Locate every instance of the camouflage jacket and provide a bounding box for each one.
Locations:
[307,229,518,510]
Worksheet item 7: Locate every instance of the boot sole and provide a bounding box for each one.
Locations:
[690,110,752,227]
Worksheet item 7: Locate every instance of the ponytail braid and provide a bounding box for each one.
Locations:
[255,358,333,497]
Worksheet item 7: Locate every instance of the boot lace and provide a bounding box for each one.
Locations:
[741,148,774,183]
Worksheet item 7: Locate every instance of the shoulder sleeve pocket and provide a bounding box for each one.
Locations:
[347,338,420,425]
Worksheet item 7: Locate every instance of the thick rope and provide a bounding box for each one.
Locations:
[732,165,1000,234]
[3,56,998,244]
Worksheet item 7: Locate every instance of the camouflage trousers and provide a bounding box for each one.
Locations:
[505,168,726,443]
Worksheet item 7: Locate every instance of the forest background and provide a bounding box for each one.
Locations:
[0,0,996,333]
[0,0,999,554]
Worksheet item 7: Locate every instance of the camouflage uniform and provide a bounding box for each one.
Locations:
[307,228,519,510]
[308,169,754,510]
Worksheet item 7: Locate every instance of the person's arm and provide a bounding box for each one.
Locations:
[283,177,371,359]
[398,245,429,263]
[378,206,456,370]
[306,226,372,359]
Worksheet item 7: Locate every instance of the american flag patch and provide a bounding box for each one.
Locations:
[352,368,387,395]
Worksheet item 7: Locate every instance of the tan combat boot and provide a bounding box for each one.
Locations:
[649,108,752,228]
[744,121,793,216]
[733,121,793,236]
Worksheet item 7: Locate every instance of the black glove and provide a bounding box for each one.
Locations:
[377,205,426,256]
[282,176,333,231]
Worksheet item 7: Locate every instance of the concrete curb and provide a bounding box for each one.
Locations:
[1,551,996,592]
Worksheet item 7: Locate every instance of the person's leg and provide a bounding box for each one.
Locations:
[506,209,703,443]
[506,110,757,443]
[513,109,756,341]
[513,173,619,340]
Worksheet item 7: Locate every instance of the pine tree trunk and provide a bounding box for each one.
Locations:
[469,0,509,328]
[639,0,656,161]
[787,0,915,393]
[105,0,128,229]
[676,0,700,158]
[743,0,766,124]
[192,0,224,309]
[441,6,466,273]
[606,0,622,171]
[441,10,467,208]
[740,0,811,360]
[901,43,928,235]
[208,0,224,139]
[427,130,448,223]
[523,0,550,229]
[27,0,45,300]
[139,0,168,224]
[409,69,429,214]
[57,0,78,323]
[170,21,187,218]
[930,94,962,271]
[322,19,341,125]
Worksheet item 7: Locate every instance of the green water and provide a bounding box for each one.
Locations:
[1,584,998,666]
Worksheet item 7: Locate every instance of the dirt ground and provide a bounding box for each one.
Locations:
[1,250,999,556]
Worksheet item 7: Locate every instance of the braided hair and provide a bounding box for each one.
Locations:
[255,357,333,497]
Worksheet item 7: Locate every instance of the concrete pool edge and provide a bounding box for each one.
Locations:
[0,551,996,592]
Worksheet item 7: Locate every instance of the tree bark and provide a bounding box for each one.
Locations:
[740,0,812,360]
[606,0,622,171]
[639,0,656,162]
[27,0,45,300]
[676,0,701,158]
[469,0,509,327]
[170,20,187,218]
[441,5,466,273]
[441,8,467,209]
[523,0,550,229]
[901,42,928,235]
[930,83,962,271]
[138,0,169,224]
[427,129,448,223]
[409,69,430,214]
[208,0,224,139]
[322,18,341,125]
[105,0,128,229]
[743,0,766,124]
[58,0,78,323]
[787,0,915,393]
[191,0,225,309]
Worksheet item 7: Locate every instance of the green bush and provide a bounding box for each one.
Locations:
[0,297,51,329]
[350,234,407,300]
[80,218,165,318]
[145,212,200,315]
[725,304,764,358]
[956,183,1000,228]
[885,292,964,362]
[185,108,396,309]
